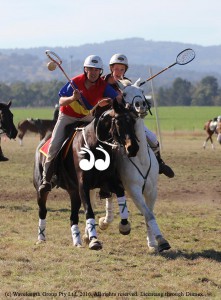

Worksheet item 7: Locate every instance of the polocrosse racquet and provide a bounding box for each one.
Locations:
[45,50,87,109]
[140,48,195,86]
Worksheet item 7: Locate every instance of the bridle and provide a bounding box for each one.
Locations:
[0,111,7,136]
[95,110,120,148]
[95,109,137,149]
[122,94,152,119]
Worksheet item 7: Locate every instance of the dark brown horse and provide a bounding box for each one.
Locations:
[17,118,56,145]
[203,118,221,149]
[0,101,18,161]
[33,100,139,250]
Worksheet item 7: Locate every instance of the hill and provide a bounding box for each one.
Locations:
[1,38,221,87]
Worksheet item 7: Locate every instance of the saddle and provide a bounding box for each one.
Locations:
[39,121,88,159]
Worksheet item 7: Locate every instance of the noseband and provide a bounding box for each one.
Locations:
[122,94,152,118]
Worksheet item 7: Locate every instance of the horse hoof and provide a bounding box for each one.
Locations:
[74,243,83,248]
[99,217,109,230]
[82,234,90,245]
[158,239,171,252]
[89,238,102,250]
[36,239,46,245]
[119,221,131,235]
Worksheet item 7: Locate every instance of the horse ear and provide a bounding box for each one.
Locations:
[117,79,132,90]
[134,78,143,87]
[7,100,12,108]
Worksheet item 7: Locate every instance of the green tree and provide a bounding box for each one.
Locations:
[170,78,192,106]
[191,76,219,106]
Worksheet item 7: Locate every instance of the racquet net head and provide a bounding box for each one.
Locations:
[176,48,195,65]
[45,50,62,66]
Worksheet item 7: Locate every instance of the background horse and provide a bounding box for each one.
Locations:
[33,100,139,250]
[216,120,221,144]
[98,80,171,253]
[203,118,221,149]
[0,101,18,161]
[18,118,56,145]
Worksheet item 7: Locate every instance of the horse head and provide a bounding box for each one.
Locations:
[96,100,139,157]
[117,79,151,118]
[0,101,18,139]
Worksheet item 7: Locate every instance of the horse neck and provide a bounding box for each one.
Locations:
[134,118,148,160]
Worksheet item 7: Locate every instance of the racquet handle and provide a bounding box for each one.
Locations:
[140,62,177,86]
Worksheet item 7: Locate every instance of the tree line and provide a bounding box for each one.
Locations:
[0,76,221,107]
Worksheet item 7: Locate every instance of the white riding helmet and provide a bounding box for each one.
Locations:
[109,54,128,70]
[217,115,221,122]
[83,55,103,69]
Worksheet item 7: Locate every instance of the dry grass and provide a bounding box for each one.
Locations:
[0,133,221,300]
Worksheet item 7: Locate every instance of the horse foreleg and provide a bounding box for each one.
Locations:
[80,186,102,250]
[18,129,26,146]
[143,187,158,251]
[113,182,131,235]
[69,189,82,247]
[129,188,170,252]
[99,191,131,234]
[18,133,24,146]
[99,197,115,230]
[116,194,131,235]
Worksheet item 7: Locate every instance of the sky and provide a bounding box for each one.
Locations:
[1,0,221,49]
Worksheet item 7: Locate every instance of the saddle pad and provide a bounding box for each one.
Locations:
[39,131,78,159]
[39,138,51,157]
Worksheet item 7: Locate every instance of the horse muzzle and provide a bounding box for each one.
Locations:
[134,107,147,119]
[7,127,18,139]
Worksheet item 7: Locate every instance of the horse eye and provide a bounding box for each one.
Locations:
[135,102,140,107]
[143,101,146,106]
[123,93,126,97]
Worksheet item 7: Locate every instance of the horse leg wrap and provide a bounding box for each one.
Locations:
[86,219,97,240]
[146,227,157,248]
[105,198,114,223]
[117,196,129,219]
[71,225,82,246]
[38,219,46,241]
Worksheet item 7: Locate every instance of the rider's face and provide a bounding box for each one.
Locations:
[84,67,101,83]
[110,64,126,81]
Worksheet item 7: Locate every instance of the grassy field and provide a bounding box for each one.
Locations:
[0,108,221,300]
[12,106,221,132]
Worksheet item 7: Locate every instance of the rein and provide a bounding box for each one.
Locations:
[95,110,119,149]
[128,145,152,193]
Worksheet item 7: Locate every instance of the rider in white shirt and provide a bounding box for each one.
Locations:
[104,53,174,178]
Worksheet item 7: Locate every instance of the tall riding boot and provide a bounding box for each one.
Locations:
[155,151,175,178]
[0,146,9,161]
[38,160,55,193]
